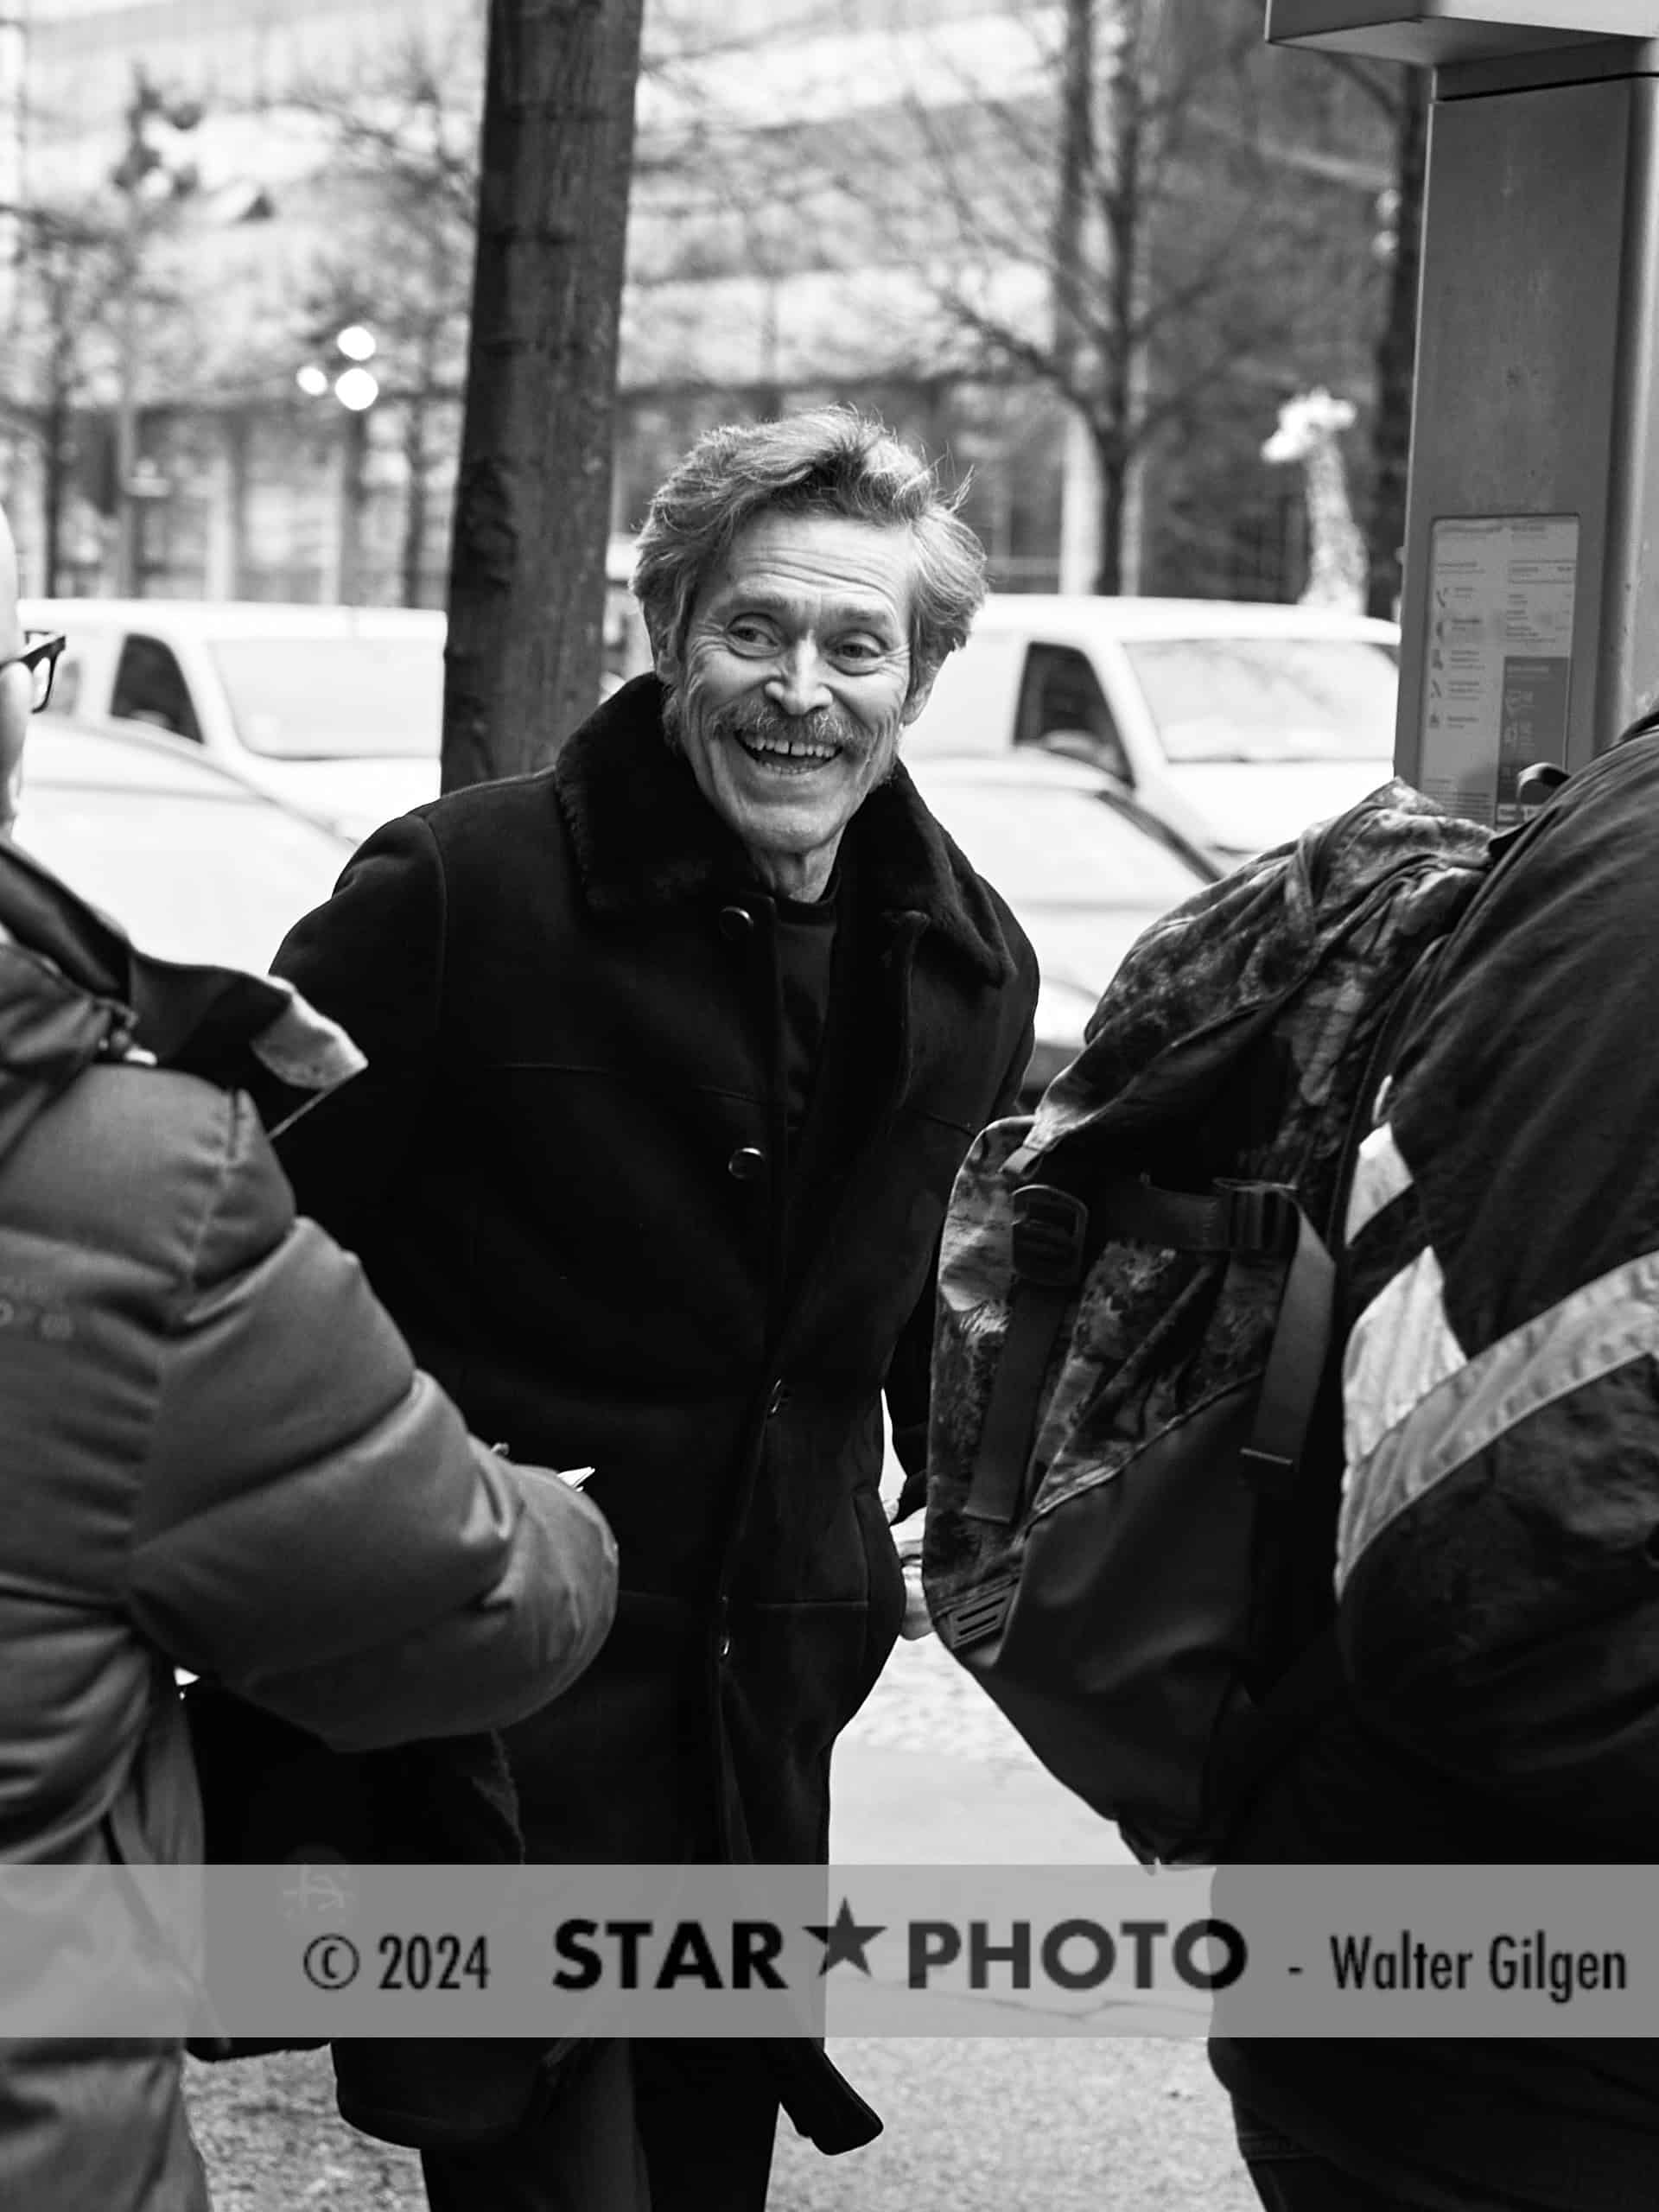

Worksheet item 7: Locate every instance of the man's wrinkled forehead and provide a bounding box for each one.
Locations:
[692,509,917,628]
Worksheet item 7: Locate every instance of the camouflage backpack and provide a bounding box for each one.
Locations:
[922,781,1493,1865]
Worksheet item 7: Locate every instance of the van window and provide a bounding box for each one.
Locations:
[1014,645,1131,784]
[111,636,201,743]
[1120,637,1397,762]
[209,634,442,758]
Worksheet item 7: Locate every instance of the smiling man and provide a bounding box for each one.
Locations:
[272,409,1039,2211]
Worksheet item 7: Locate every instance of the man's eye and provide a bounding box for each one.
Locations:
[834,637,887,665]
[727,619,776,652]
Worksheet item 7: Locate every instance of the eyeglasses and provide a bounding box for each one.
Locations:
[0,631,67,714]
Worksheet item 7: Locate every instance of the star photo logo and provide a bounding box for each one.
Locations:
[539,1891,1245,1999]
[804,1897,885,1976]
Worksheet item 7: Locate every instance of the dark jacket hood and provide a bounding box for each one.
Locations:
[551,674,1020,988]
[0,837,363,1166]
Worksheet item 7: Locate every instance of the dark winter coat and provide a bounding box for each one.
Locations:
[0,836,619,2212]
[275,673,1037,1850]
[270,674,1036,2142]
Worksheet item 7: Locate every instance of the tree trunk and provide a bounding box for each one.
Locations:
[335,405,372,606]
[41,374,70,599]
[442,0,645,789]
[1053,1,1103,594]
[1051,0,1094,373]
[1094,425,1126,597]
[401,391,431,608]
[1095,0,1153,597]
[1365,72,1427,621]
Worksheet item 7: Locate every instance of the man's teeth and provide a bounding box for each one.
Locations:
[740,734,838,760]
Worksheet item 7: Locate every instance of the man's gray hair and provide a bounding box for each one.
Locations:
[632,406,987,695]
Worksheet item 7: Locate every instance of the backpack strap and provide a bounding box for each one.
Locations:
[963,1185,1090,1526]
[1232,1204,1334,1498]
[1203,931,1462,1837]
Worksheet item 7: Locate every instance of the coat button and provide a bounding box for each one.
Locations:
[718,904,755,942]
[728,1145,767,1181]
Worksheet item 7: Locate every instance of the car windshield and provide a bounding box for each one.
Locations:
[1122,637,1398,764]
[916,778,1204,907]
[209,633,444,760]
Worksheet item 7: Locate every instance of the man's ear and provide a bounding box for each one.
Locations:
[900,660,939,728]
[653,639,681,687]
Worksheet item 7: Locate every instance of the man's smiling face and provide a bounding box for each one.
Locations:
[658,510,937,901]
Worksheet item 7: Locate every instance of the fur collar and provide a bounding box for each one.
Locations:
[551,675,1015,986]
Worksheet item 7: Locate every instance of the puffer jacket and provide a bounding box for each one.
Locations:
[0,836,619,2212]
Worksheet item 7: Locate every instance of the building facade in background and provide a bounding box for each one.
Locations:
[0,0,1395,614]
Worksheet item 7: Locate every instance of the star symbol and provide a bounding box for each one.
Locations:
[803,1897,885,1976]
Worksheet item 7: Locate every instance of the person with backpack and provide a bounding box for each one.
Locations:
[0,499,620,2212]
[924,739,1659,2209]
[1210,731,1659,2210]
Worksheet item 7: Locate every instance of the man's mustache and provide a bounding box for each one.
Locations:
[712,696,865,757]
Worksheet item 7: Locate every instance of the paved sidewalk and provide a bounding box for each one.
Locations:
[767,1630,1257,2212]
[188,1618,1255,2210]
[830,1628,1131,1865]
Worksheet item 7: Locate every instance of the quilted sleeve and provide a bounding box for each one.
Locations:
[125,1090,617,1751]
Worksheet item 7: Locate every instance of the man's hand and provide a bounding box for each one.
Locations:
[893,1523,933,1641]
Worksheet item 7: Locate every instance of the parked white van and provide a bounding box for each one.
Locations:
[23,541,652,846]
[907,594,1402,863]
[21,599,446,842]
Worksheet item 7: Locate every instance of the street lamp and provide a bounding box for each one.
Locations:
[334,365,379,413]
[111,65,201,596]
[296,325,382,603]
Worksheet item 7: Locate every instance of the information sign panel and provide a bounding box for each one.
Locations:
[1418,516,1578,826]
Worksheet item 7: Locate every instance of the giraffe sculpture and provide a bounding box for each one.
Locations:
[1262,388,1369,611]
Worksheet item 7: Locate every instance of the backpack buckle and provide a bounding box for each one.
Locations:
[1223,1183,1298,1259]
[1010,1185,1088,1288]
[938,1574,1015,1652]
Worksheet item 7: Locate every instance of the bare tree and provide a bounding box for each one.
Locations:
[763,0,1331,594]
[657,0,1384,601]
[284,27,483,607]
[2,199,126,592]
[443,0,645,787]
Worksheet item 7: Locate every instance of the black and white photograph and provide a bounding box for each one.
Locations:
[2,3,1656,2209]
